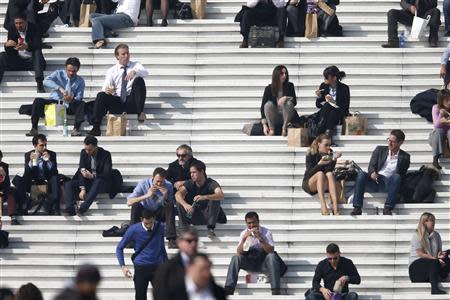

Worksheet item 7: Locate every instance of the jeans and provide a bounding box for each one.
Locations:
[352,171,401,209]
[225,253,281,290]
[90,12,134,42]
[306,291,358,300]
[134,265,158,300]
[444,0,450,31]
[64,178,108,214]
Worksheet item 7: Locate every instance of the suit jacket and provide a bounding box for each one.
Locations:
[315,81,350,116]
[76,147,112,187]
[260,81,297,121]
[368,146,410,178]
[0,161,11,191]
[3,0,41,30]
[24,149,58,183]
[400,0,437,17]
[5,22,42,55]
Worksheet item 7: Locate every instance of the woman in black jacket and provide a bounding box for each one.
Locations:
[302,134,341,215]
[260,65,299,136]
[314,65,350,143]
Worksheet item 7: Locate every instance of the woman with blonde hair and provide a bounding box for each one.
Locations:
[302,134,341,215]
[409,212,450,294]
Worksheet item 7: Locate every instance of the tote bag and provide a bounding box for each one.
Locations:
[410,13,430,39]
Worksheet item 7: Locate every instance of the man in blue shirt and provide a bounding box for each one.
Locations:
[116,208,167,300]
[26,57,86,137]
[127,167,177,249]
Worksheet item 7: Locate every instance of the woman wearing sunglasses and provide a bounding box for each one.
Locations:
[409,212,450,294]
[302,134,341,215]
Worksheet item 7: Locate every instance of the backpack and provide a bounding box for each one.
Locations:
[400,165,440,203]
[174,1,193,19]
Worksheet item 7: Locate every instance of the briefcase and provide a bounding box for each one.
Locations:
[249,26,278,48]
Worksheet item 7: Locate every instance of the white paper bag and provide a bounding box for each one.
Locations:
[410,13,430,39]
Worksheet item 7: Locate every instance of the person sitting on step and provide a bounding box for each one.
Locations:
[175,160,226,239]
[127,167,178,249]
[88,44,148,136]
[305,243,360,300]
[224,211,285,296]
[314,65,350,145]
[237,0,287,48]
[89,0,141,49]
[261,65,300,137]
[350,129,410,216]
[409,212,450,295]
[26,57,86,137]
[440,43,450,83]
[0,150,20,225]
[382,0,440,48]
[0,13,46,92]
[166,144,197,192]
[145,0,175,27]
[429,89,450,169]
[302,134,342,216]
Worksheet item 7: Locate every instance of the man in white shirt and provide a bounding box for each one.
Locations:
[224,211,285,296]
[88,43,149,136]
[88,0,141,49]
[350,129,411,216]
[236,0,287,48]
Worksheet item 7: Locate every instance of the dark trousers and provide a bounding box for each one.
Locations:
[64,178,108,214]
[14,175,59,213]
[176,200,221,229]
[409,255,450,290]
[306,291,358,300]
[0,50,46,83]
[130,202,177,240]
[318,104,345,133]
[445,61,450,83]
[240,5,287,41]
[134,265,158,300]
[92,77,146,126]
[60,0,82,24]
[37,2,62,33]
[352,171,401,209]
[31,98,86,129]
[0,186,19,216]
[387,8,440,42]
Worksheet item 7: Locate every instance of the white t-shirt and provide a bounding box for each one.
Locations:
[116,0,141,26]
[239,226,274,250]
[378,150,399,178]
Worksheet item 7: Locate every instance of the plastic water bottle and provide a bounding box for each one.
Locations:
[399,32,406,48]
[63,118,68,137]
[126,120,131,136]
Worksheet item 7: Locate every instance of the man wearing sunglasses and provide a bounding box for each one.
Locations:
[350,129,410,216]
[166,144,196,191]
[306,243,360,300]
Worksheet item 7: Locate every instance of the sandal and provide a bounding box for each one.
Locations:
[89,40,106,49]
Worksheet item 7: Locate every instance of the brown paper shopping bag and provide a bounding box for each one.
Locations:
[106,113,127,136]
[79,2,97,27]
[305,13,318,38]
[344,112,368,135]
[191,0,207,19]
[287,128,309,147]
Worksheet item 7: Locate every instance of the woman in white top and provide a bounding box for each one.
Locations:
[409,212,450,294]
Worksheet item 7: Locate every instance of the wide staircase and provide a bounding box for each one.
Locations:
[1,0,450,299]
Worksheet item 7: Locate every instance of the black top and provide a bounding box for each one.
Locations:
[166,157,195,185]
[312,256,361,293]
[368,145,410,178]
[302,152,336,195]
[260,82,297,120]
[24,149,58,182]
[315,81,350,116]
[5,22,43,55]
[401,0,437,17]
[76,147,112,187]
[184,178,221,205]
[0,161,11,191]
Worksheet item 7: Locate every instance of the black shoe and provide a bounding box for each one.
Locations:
[102,226,120,237]
[383,208,393,215]
[350,207,362,216]
[41,42,52,49]
[37,81,45,93]
[26,128,38,137]
[63,210,76,216]
[224,286,235,296]
[433,155,442,169]
[11,217,20,225]
[446,31,450,37]
[42,32,50,38]
[431,289,446,295]
[161,19,168,27]
[168,239,178,249]
[207,228,216,239]
[382,41,399,48]
[147,17,153,26]
[429,36,438,47]
[88,127,101,136]
[272,288,281,295]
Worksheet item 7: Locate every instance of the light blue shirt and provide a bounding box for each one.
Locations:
[43,69,85,107]
[441,43,450,65]
[127,178,174,212]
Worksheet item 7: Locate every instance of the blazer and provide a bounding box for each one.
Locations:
[24,149,58,182]
[368,146,410,178]
[315,81,350,116]
[400,0,437,17]
[3,0,41,30]
[260,82,297,120]
[76,147,112,187]
[5,22,42,55]
[302,152,336,195]
[153,253,226,300]
[0,161,11,191]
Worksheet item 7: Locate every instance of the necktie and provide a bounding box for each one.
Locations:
[120,66,128,102]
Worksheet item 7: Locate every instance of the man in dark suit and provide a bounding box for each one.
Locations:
[64,135,113,216]
[0,151,20,225]
[382,0,440,48]
[0,14,46,92]
[14,134,59,215]
[350,129,410,215]
[153,227,199,300]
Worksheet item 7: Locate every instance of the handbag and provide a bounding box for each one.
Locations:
[191,0,207,19]
[79,1,97,27]
[317,0,335,16]
[249,26,278,48]
[333,160,361,181]
[30,184,48,202]
[410,12,431,39]
[242,122,264,136]
[305,13,318,38]
[106,113,127,136]
[174,1,193,19]
[44,102,66,126]
[131,222,160,263]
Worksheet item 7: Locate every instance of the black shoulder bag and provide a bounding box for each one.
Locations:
[131,222,160,264]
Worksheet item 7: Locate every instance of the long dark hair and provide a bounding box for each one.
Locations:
[271,65,289,97]
[323,65,346,81]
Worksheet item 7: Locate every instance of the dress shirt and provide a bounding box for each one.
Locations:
[102,61,149,97]
[247,0,285,8]
[239,226,274,250]
[181,252,190,268]
[378,150,399,178]
[18,31,32,58]
[185,277,215,300]
[127,178,174,212]
[312,256,361,293]
[43,69,85,106]
[115,0,141,26]
[441,43,450,65]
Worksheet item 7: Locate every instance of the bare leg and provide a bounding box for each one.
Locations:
[161,0,169,20]
[308,171,329,215]
[326,172,339,215]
